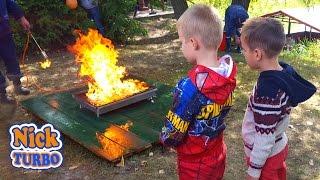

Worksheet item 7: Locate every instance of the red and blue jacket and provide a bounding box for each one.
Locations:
[160,55,237,156]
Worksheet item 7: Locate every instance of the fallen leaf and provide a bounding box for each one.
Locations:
[309,159,314,166]
[159,169,165,174]
[141,160,147,166]
[68,165,79,170]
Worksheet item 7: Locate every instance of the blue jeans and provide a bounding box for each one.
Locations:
[79,0,106,36]
[79,0,97,9]
[0,33,22,85]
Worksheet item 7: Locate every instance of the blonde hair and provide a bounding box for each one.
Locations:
[177,4,223,49]
[241,17,286,58]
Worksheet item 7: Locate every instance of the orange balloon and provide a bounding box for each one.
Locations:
[66,0,78,10]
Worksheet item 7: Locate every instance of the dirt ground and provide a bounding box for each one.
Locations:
[0,17,319,179]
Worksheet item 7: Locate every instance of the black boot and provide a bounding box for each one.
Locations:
[0,83,16,104]
[14,82,30,95]
[7,75,30,95]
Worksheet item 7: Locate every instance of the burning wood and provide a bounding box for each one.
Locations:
[68,29,149,106]
[96,121,134,159]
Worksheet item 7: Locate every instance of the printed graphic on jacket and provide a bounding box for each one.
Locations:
[160,55,237,147]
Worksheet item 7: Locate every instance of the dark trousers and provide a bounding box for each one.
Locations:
[0,33,21,86]
[85,6,106,37]
[79,0,106,37]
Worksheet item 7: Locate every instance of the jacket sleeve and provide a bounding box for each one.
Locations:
[247,83,290,178]
[160,78,206,147]
[6,0,24,20]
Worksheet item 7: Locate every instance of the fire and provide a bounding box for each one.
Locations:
[39,59,52,69]
[119,121,133,131]
[96,121,134,159]
[68,29,149,106]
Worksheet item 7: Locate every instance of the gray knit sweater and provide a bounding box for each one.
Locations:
[241,62,316,178]
[242,86,290,178]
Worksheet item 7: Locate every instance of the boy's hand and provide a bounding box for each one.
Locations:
[19,16,31,31]
[246,175,259,180]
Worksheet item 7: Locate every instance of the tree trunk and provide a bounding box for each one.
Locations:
[171,0,188,19]
[231,0,251,11]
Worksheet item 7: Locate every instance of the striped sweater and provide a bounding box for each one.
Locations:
[242,62,316,178]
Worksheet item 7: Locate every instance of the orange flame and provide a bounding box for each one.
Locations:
[68,29,148,106]
[39,59,52,69]
[96,121,134,159]
[119,121,133,131]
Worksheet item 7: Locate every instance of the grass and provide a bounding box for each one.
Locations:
[190,0,320,17]
[0,16,320,180]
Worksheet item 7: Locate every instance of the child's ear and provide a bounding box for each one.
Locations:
[254,48,263,61]
[190,38,199,50]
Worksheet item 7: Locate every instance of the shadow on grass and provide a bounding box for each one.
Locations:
[128,32,178,45]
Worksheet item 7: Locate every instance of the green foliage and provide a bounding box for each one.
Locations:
[11,0,146,51]
[301,0,320,7]
[100,0,147,43]
[282,40,320,64]
[12,0,88,51]
[188,0,230,16]
[189,0,320,17]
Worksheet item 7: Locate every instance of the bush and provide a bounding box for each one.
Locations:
[11,0,83,50]
[282,39,320,64]
[11,0,146,51]
[100,0,147,43]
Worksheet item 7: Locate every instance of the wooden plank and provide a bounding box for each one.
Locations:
[20,83,173,162]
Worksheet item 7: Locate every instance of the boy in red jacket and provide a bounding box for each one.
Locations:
[160,4,237,180]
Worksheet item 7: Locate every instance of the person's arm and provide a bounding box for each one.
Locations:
[6,0,30,31]
[160,78,205,147]
[224,9,236,38]
[6,0,24,20]
[19,16,30,31]
[247,83,289,178]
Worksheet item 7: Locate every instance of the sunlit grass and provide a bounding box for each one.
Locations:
[189,0,320,17]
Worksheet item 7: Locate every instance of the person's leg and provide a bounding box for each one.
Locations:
[0,40,14,103]
[79,0,106,37]
[178,135,226,180]
[0,71,15,103]
[79,0,96,9]
[224,12,233,53]
[138,0,148,10]
[87,6,106,37]
[260,145,288,180]
[0,34,30,96]
[133,1,139,17]
[235,29,241,53]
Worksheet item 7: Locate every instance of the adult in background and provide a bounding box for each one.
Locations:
[0,0,31,104]
[224,4,249,53]
[66,0,106,37]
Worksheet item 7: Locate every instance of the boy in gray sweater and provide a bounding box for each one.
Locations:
[240,17,316,179]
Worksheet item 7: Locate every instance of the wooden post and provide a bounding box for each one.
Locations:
[171,0,188,19]
[288,17,291,35]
